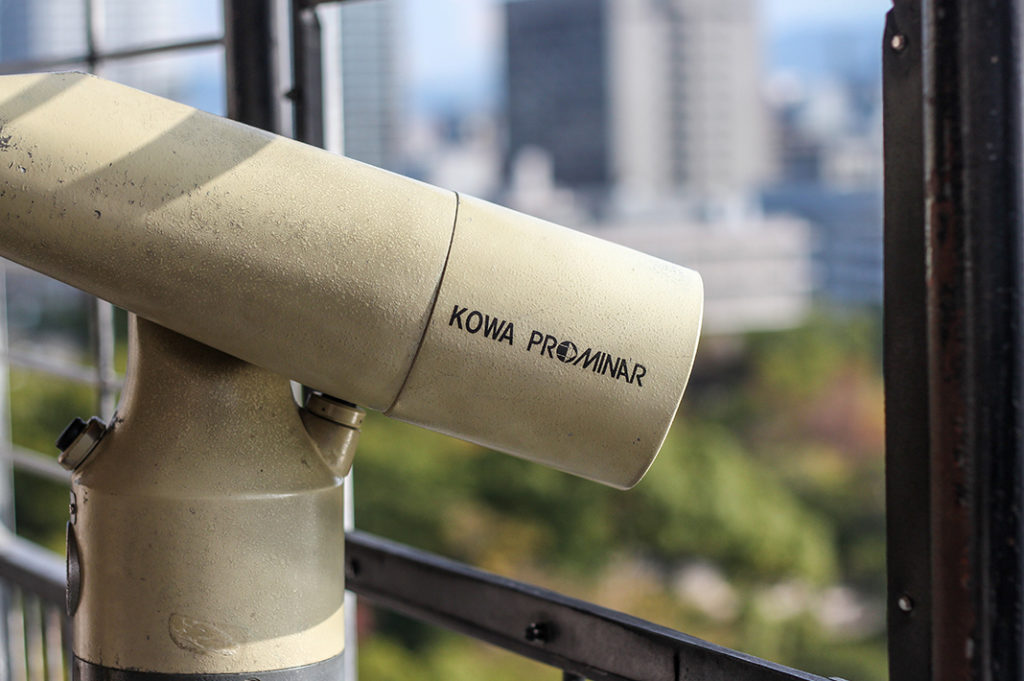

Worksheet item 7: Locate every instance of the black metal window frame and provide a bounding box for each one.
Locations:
[1,0,1022,680]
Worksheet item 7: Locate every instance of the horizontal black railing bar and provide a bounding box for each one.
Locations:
[0,533,65,608]
[345,531,833,681]
[0,37,223,76]
[0,526,837,681]
[0,446,70,485]
[3,351,123,391]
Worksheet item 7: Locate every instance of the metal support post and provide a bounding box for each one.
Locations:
[885,0,1024,679]
[64,317,361,680]
[0,261,14,681]
[291,1,325,147]
[91,299,117,420]
[224,0,281,133]
[882,2,931,680]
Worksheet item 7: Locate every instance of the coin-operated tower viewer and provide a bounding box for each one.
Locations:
[0,73,703,681]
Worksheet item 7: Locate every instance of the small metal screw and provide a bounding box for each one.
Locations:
[56,416,107,471]
[891,34,907,52]
[56,418,87,452]
[524,622,549,643]
[69,491,78,525]
[898,594,914,612]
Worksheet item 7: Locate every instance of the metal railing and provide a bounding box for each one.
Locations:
[0,523,835,681]
[0,262,104,681]
[0,534,68,681]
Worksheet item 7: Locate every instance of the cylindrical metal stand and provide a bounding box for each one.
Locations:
[65,317,351,679]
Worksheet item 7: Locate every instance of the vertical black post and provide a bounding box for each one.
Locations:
[292,1,325,147]
[885,0,1024,678]
[83,0,100,72]
[882,2,931,681]
[0,265,12,681]
[223,0,280,132]
[923,0,1024,679]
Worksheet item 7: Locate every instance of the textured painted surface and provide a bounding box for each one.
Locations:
[389,196,703,488]
[0,72,455,410]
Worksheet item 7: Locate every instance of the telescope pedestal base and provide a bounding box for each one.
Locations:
[72,654,345,681]
[66,317,348,676]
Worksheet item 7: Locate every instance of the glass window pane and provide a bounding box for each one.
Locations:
[97,45,225,115]
[0,0,87,63]
[4,264,91,359]
[99,0,222,52]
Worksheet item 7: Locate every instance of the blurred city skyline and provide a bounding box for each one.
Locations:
[395,0,887,328]
[406,0,891,114]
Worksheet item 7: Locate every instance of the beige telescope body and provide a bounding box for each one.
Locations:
[0,72,703,487]
[0,73,703,678]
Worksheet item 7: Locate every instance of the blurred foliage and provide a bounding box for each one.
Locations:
[359,630,552,681]
[8,307,886,681]
[9,368,94,551]
[352,307,886,680]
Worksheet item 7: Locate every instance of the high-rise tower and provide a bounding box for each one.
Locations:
[505,0,770,211]
[340,0,402,170]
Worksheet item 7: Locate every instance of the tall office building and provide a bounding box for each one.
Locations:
[507,0,810,333]
[340,0,402,171]
[505,0,611,192]
[505,0,770,211]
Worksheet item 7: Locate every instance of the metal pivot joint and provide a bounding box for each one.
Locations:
[301,392,364,477]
